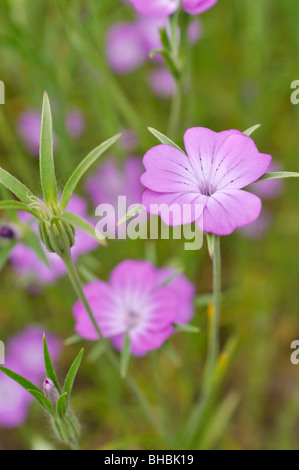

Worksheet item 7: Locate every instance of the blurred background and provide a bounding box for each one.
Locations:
[0,0,299,450]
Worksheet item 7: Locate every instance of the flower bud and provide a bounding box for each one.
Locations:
[0,225,17,240]
[43,378,60,406]
[39,220,75,255]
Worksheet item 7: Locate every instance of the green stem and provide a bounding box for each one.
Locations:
[60,251,166,439]
[181,236,222,447]
[167,80,183,140]
[203,235,222,390]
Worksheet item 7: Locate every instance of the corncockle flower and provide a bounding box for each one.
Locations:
[127,0,218,16]
[106,15,201,75]
[86,156,144,209]
[0,327,61,428]
[18,108,85,156]
[0,225,17,240]
[43,378,60,406]
[10,195,98,285]
[7,326,62,382]
[249,161,284,200]
[73,260,195,356]
[149,67,177,97]
[66,110,85,138]
[141,127,272,236]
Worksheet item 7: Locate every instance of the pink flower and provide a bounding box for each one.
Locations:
[0,327,61,428]
[73,260,195,356]
[106,15,200,75]
[66,110,85,138]
[141,128,272,236]
[127,0,217,16]
[86,156,144,208]
[10,195,97,285]
[149,67,177,97]
[18,108,85,156]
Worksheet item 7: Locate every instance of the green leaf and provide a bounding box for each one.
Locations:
[27,389,55,416]
[0,240,16,271]
[116,204,144,227]
[64,348,84,406]
[24,231,50,268]
[0,200,39,218]
[39,92,58,205]
[60,134,121,211]
[207,233,215,258]
[120,334,131,379]
[148,127,185,153]
[0,168,35,204]
[0,366,41,394]
[174,323,200,334]
[159,268,184,287]
[195,294,213,307]
[52,212,107,246]
[257,171,299,182]
[56,392,68,418]
[43,334,61,393]
[243,124,261,136]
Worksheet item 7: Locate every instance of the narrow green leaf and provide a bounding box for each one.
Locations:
[0,200,39,218]
[116,204,144,227]
[56,392,68,418]
[243,124,261,136]
[0,168,35,204]
[64,335,82,346]
[148,127,185,153]
[24,231,50,268]
[120,334,131,379]
[0,366,41,394]
[207,233,215,258]
[60,134,121,211]
[43,334,61,393]
[27,389,55,416]
[159,268,184,287]
[257,171,299,182]
[64,348,84,406]
[174,323,200,334]
[0,187,20,223]
[0,240,16,271]
[39,92,58,205]
[195,294,214,307]
[52,212,107,246]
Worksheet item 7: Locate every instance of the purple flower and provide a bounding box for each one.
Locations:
[149,67,177,98]
[127,0,217,16]
[18,108,85,156]
[249,161,284,200]
[141,127,272,236]
[73,260,195,356]
[66,110,85,138]
[86,156,144,208]
[18,111,43,156]
[0,327,61,428]
[106,15,200,75]
[10,195,97,285]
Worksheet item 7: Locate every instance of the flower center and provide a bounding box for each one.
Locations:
[126,309,141,329]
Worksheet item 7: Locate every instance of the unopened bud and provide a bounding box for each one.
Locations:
[39,220,75,255]
[43,378,60,406]
[0,225,17,240]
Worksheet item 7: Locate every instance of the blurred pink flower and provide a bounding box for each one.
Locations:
[86,156,144,208]
[18,108,85,156]
[0,326,61,428]
[127,0,217,16]
[141,127,272,236]
[10,195,97,285]
[239,208,273,240]
[66,110,85,138]
[73,260,195,356]
[149,67,177,97]
[106,14,201,75]
[249,161,284,200]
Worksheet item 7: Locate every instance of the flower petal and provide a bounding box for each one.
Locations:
[141,144,198,193]
[202,189,262,235]
[183,0,218,15]
[142,189,206,226]
[128,0,180,16]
